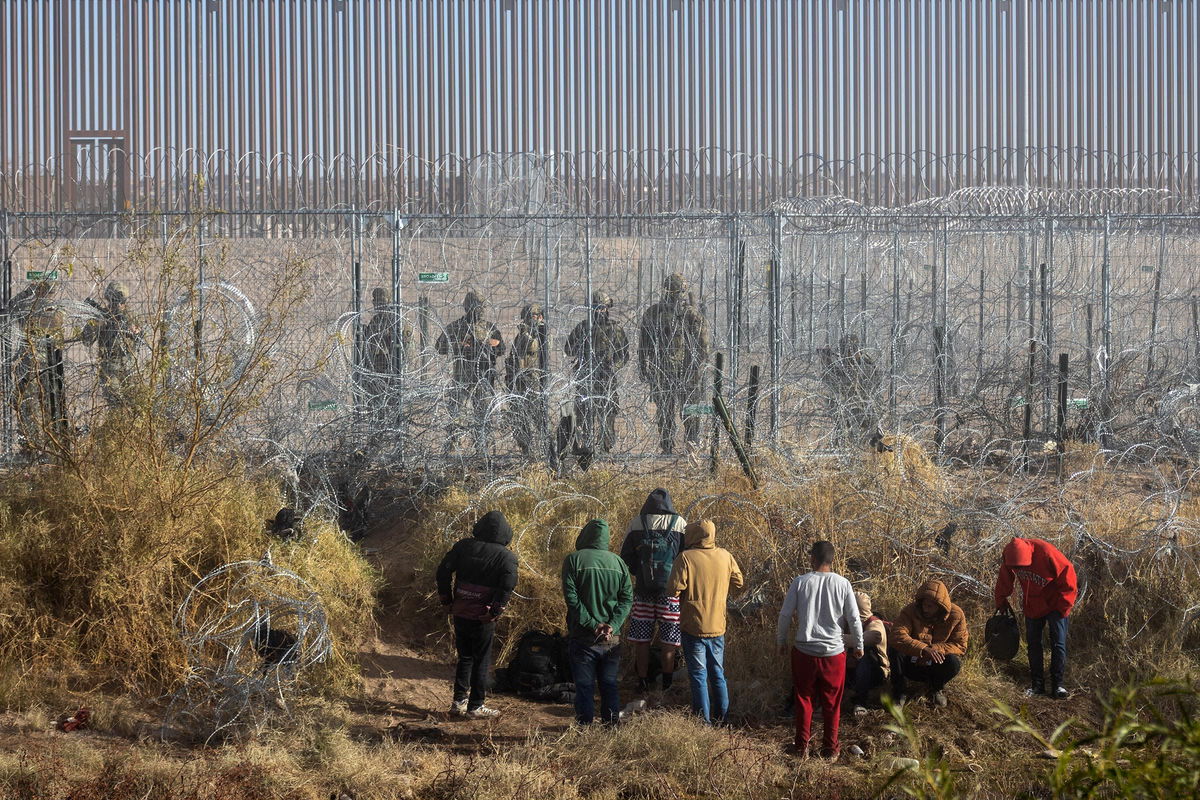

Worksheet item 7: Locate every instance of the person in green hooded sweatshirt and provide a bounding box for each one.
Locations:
[562,519,634,725]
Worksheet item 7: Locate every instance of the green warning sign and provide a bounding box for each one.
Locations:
[418,272,450,283]
[683,404,714,417]
[307,400,338,411]
[25,270,58,281]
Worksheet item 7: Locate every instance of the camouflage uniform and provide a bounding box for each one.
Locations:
[638,274,710,454]
[8,281,66,449]
[435,291,505,451]
[82,282,139,408]
[361,287,413,418]
[819,334,882,444]
[504,303,546,455]
[565,292,630,454]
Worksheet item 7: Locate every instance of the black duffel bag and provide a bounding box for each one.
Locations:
[985,604,1021,661]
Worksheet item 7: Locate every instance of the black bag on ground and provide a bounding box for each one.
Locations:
[508,629,569,694]
[986,605,1021,661]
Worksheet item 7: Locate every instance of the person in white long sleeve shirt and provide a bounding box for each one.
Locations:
[776,540,863,758]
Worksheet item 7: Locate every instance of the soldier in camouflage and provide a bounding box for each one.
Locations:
[82,281,140,408]
[638,273,710,455]
[819,333,882,445]
[7,280,66,450]
[435,290,505,453]
[361,287,413,419]
[504,303,546,455]
[565,291,630,455]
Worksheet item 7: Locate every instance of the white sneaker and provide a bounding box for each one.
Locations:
[467,705,501,719]
[450,699,468,716]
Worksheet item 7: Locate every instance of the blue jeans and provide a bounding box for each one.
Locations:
[680,633,728,723]
[568,639,621,725]
[1026,611,1069,688]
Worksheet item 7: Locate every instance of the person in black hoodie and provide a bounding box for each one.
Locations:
[620,488,688,693]
[436,510,519,718]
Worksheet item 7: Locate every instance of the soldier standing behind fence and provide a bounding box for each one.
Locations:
[504,303,546,456]
[362,287,413,420]
[82,281,139,409]
[436,290,505,455]
[819,333,881,446]
[566,292,629,455]
[638,273,710,455]
[7,280,67,452]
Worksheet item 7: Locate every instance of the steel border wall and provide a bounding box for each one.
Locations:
[2,0,1198,214]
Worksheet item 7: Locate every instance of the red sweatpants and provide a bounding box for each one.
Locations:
[790,647,847,755]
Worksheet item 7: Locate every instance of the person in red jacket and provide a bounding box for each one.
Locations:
[994,537,1078,699]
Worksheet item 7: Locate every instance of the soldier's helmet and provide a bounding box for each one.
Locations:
[104,281,129,304]
[463,290,486,314]
[371,287,389,306]
[591,291,613,308]
[520,303,544,324]
[663,272,688,297]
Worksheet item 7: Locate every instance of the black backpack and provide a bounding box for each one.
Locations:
[635,514,681,596]
[986,605,1021,661]
[509,630,567,693]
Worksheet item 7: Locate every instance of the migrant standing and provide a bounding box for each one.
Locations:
[994,537,1077,699]
[561,519,633,726]
[620,488,687,693]
[666,519,744,724]
[776,540,863,759]
[435,510,518,718]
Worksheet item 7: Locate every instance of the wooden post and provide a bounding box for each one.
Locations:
[710,352,724,475]
[934,325,946,459]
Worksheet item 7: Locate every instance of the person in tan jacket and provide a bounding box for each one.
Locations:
[665,519,744,722]
[843,591,890,714]
[891,579,968,708]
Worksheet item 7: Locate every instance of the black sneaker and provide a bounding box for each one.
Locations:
[660,672,674,691]
[1050,686,1069,700]
[1025,682,1047,697]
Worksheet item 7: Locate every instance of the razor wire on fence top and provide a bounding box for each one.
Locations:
[5,188,1200,492]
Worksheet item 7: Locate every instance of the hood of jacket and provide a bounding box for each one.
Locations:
[684,519,716,549]
[472,510,513,546]
[855,591,874,622]
[915,579,953,619]
[639,487,676,516]
[1004,537,1035,568]
[575,519,610,551]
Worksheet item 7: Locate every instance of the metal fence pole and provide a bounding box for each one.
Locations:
[582,219,594,454]
[1147,220,1166,381]
[543,217,557,472]
[889,230,900,427]
[1099,215,1112,448]
[390,210,404,435]
[1,211,11,459]
[351,212,364,416]
[769,210,782,441]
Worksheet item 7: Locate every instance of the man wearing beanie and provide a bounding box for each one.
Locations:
[994,536,1078,699]
[436,510,519,718]
[562,519,633,725]
[666,519,744,723]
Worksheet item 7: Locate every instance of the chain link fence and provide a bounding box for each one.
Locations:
[4,196,1200,494]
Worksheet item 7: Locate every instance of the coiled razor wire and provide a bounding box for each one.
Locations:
[162,554,331,743]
